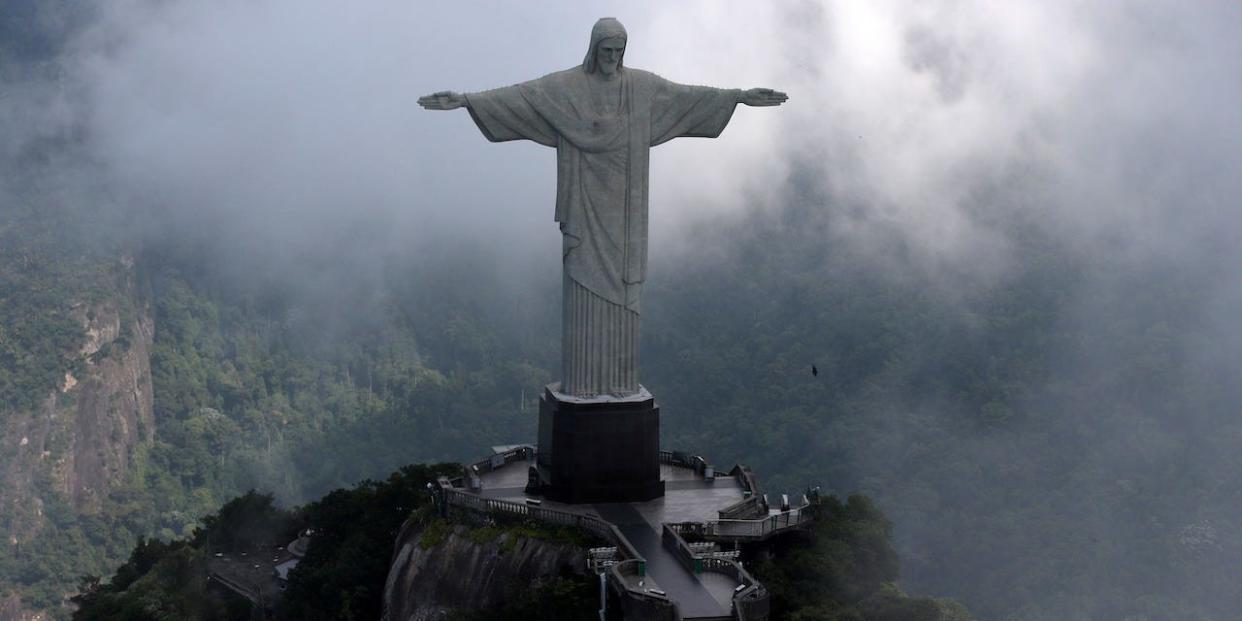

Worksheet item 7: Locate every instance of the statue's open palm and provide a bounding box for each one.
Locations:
[740,88,788,107]
[418,91,467,110]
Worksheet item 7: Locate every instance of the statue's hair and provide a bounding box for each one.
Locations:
[582,17,627,74]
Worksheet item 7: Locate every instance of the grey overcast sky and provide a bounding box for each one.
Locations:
[71,1,798,268]
[61,1,1241,283]
[0,0,1230,308]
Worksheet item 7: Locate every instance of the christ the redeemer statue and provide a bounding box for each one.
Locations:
[419,17,786,399]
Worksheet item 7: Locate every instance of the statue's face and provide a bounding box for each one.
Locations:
[596,37,625,75]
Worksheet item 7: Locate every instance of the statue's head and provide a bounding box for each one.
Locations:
[583,17,627,76]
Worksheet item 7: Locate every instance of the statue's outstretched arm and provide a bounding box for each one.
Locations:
[738,88,788,107]
[418,91,467,110]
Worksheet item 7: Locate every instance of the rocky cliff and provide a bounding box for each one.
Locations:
[382,519,589,621]
[0,595,40,621]
[0,257,154,619]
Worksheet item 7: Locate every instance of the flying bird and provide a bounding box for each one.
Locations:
[811,364,818,377]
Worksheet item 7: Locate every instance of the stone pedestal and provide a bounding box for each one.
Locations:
[536,384,664,504]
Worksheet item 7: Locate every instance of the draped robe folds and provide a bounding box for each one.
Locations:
[465,67,739,397]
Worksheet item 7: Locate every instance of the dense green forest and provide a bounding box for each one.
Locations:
[8,167,1239,619]
[71,466,967,621]
[0,218,559,616]
[0,152,142,612]
[71,465,602,621]
[71,464,460,621]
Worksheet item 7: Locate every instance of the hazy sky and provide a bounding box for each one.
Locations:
[3,0,1238,391]
[41,1,1233,292]
[69,1,793,271]
[4,0,1237,388]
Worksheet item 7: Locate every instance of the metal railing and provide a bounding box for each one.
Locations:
[700,556,769,621]
[705,506,815,540]
[662,523,770,620]
[662,524,700,574]
[718,466,766,520]
[462,444,534,478]
[671,502,815,543]
[441,487,640,558]
[207,571,263,607]
[610,559,665,600]
[439,485,679,615]
[734,465,760,494]
[718,494,765,520]
[441,450,791,620]
[660,450,715,477]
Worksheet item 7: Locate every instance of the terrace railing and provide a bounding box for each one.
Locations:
[717,466,766,520]
[440,451,796,620]
[441,487,641,560]
[438,485,681,615]
[662,523,770,620]
[672,502,815,543]
[706,505,815,540]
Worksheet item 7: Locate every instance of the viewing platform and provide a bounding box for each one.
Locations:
[434,445,818,621]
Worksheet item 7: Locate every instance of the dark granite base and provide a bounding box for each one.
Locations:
[535,385,664,504]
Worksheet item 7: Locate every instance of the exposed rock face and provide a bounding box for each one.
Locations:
[56,288,156,512]
[382,520,588,621]
[0,593,41,621]
[0,259,154,619]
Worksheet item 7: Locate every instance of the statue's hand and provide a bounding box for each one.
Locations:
[418,91,467,110]
[740,88,788,107]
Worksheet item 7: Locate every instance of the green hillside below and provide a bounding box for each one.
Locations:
[70,466,968,621]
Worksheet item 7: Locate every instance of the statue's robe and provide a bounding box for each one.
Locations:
[466,67,738,396]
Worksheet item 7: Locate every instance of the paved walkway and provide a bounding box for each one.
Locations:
[594,502,732,620]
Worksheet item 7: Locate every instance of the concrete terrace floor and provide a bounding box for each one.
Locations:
[477,462,746,524]
[475,457,747,619]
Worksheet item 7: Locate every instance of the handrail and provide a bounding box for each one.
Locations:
[605,523,643,565]
[465,444,534,476]
[661,524,700,574]
[441,486,686,615]
[663,523,770,619]
[607,560,682,619]
[718,465,765,519]
[700,556,768,620]
[609,559,665,601]
[704,505,815,540]
[677,500,816,542]
[207,571,261,605]
[731,465,760,494]
[718,495,764,520]
[660,449,715,477]
[440,487,644,565]
[444,486,680,613]
[441,451,793,620]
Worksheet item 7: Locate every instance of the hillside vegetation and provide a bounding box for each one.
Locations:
[72,467,966,621]
[3,163,1240,621]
